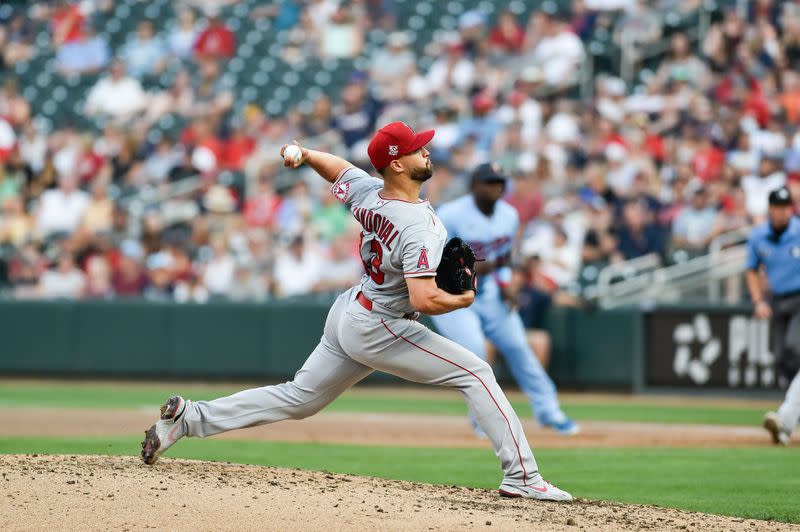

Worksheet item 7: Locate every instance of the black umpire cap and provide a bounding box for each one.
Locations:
[768,186,793,206]
[471,162,507,183]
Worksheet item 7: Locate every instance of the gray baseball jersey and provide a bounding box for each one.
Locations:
[176,164,546,490]
[330,166,447,315]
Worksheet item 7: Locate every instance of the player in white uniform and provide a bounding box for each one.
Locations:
[140,122,572,501]
[432,163,578,435]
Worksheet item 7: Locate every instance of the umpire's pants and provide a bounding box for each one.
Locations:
[772,292,800,383]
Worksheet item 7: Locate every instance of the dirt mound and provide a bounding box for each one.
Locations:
[0,454,792,531]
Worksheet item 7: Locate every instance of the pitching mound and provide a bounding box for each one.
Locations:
[0,455,792,531]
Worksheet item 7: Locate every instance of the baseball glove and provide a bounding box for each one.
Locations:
[436,237,479,294]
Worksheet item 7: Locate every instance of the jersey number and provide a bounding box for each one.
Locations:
[362,237,385,284]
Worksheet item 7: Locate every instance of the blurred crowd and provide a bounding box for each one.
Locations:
[1,0,800,307]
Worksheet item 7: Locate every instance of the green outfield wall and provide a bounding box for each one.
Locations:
[0,300,767,391]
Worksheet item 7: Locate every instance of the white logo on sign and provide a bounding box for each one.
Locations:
[672,314,721,385]
[728,315,775,387]
[388,145,398,156]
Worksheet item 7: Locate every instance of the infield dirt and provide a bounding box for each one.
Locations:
[2,454,797,532]
[0,408,781,448]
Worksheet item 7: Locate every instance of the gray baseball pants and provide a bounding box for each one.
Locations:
[180,286,542,487]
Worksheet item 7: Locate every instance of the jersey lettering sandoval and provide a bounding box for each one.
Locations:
[331,167,447,314]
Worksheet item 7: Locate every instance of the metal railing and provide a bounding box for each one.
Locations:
[586,227,752,308]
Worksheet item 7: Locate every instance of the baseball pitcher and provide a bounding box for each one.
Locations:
[431,163,579,436]
[140,122,572,501]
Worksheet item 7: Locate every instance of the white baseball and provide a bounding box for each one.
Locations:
[283,144,303,165]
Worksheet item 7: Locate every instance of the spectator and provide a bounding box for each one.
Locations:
[569,0,597,42]
[51,0,86,48]
[144,137,182,183]
[143,251,174,301]
[201,235,235,296]
[671,185,720,251]
[144,70,196,125]
[192,58,233,118]
[299,95,334,137]
[369,31,415,101]
[614,200,666,261]
[314,235,362,292]
[489,10,526,55]
[1,14,35,66]
[273,234,322,296]
[320,4,364,59]
[0,195,33,247]
[303,0,340,41]
[38,253,85,299]
[656,33,712,91]
[0,79,30,128]
[35,172,90,239]
[251,0,304,32]
[331,80,381,151]
[55,25,109,76]
[244,175,283,229]
[222,122,256,171]
[193,9,237,60]
[312,189,351,242]
[581,197,617,267]
[426,36,476,95]
[614,0,662,48]
[79,179,114,236]
[83,254,113,299]
[457,10,487,58]
[527,9,585,89]
[535,226,581,291]
[741,153,787,223]
[8,243,46,299]
[84,61,149,123]
[457,92,501,157]
[496,89,542,146]
[111,239,147,297]
[506,169,544,226]
[0,161,22,204]
[168,8,200,59]
[120,19,169,79]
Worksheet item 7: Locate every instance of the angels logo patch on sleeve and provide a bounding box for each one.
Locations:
[331,181,350,203]
[416,246,429,269]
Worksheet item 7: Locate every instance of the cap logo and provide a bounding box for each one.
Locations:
[388,145,398,156]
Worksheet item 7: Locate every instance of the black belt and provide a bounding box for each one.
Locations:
[773,289,800,302]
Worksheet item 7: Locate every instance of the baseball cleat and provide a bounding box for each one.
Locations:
[763,411,790,446]
[540,414,580,436]
[499,479,573,502]
[141,396,187,465]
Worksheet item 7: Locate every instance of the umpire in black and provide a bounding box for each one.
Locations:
[745,186,800,383]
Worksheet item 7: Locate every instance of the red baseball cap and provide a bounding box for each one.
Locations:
[367,121,435,171]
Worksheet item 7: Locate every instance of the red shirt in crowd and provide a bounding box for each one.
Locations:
[222,135,256,170]
[194,23,237,58]
[52,3,85,45]
[244,194,282,228]
[692,144,725,182]
[645,133,666,162]
[489,25,525,53]
[77,150,106,184]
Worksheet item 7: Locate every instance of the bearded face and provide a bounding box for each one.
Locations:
[410,159,433,182]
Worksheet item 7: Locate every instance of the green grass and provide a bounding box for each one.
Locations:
[1,436,798,523]
[0,382,768,426]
